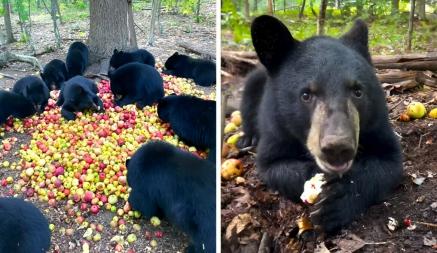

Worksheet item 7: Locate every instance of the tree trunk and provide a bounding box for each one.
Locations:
[335,0,340,8]
[127,0,138,49]
[391,0,399,14]
[2,0,15,43]
[299,0,306,19]
[88,0,136,63]
[196,0,202,22]
[50,0,62,48]
[253,0,257,11]
[267,0,273,15]
[407,0,415,51]
[416,0,426,20]
[317,0,328,35]
[54,0,62,23]
[282,0,285,13]
[243,0,250,18]
[148,0,161,45]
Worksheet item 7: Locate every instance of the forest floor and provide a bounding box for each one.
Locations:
[221,42,437,252]
[0,4,216,253]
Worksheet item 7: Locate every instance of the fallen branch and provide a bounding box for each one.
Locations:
[0,51,42,70]
[0,72,17,80]
[177,42,215,60]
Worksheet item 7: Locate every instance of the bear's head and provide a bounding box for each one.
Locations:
[66,84,100,112]
[157,94,177,122]
[252,16,386,175]
[23,79,49,113]
[109,49,125,70]
[164,52,182,70]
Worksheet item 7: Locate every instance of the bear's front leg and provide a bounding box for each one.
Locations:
[310,152,403,234]
[61,106,76,121]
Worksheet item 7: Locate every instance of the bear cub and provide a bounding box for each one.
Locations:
[66,41,89,78]
[13,75,49,113]
[240,15,403,233]
[109,49,155,70]
[108,62,164,108]
[0,197,51,253]
[127,141,216,253]
[163,52,216,87]
[0,90,36,124]
[56,76,103,120]
[158,94,216,152]
[40,59,68,90]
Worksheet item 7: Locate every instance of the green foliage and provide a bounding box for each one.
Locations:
[13,0,30,22]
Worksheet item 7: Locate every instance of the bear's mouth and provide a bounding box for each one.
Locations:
[315,157,353,175]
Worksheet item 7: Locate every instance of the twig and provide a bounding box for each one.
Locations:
[134,22,146,35]
[417,132,430,149]
[415,220,437,228]
[0,73,17,80]
[389,99,405,112]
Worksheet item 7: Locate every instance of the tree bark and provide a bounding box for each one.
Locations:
[0,51,42,70]
[299,0,306,19]
[2,0,15,43]
[407,0,415,51]
[317,0,328,35]
[243,0,250,19]
[88,0,136,63]
[127,0,138,49]
[196,0,202,22]
[416,0,426,20]
[391,0,399,14]
[148,0,161,45]
[267,0,273,15]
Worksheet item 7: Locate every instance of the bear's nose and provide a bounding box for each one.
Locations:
[320,135,355,165]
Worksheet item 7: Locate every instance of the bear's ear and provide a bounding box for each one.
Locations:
[251,15,299,74]
[113,49,118,54]
[340,19,371,63]
[173,52,179,56]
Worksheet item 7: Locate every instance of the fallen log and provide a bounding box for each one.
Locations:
[177,42,216,60]
[373,61,437,71]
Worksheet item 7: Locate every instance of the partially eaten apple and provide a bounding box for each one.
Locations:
[300,173,326,204]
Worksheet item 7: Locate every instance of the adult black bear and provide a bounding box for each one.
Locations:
[40,59,68,90]
[0,197,51,253]
[239,15,403,233]
[163,52,216,87]
[13,75,49,113]
[109,49,155,70]
[157,95,216,157]
[108,62,164,108]
[127,141,216,253]
[66,41,89,78]
[0,90,35,125]
[56,76,103,120]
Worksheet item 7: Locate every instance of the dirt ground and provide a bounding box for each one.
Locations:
[221,73,437,252]
[0,4,215,253]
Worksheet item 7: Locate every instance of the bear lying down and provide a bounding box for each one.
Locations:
[239,15,403,233]
[127,141,216,253]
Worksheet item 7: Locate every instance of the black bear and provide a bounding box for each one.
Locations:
[163,52,216,87]
[56,76,103,120]
[239,15,403,233]
[0,197,51,253]
[0,90,36,125]
[66,41,89,78]
[108,62,164,108]
[40,59,68,90]
[157,94,216,157]
[12,75,49,113]
[127,141,216,253]
[109,49,155,70]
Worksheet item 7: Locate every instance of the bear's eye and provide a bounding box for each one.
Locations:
[352,86,362,98]
[301,91,312,102]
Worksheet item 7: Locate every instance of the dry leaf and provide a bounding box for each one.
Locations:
[334,234,366,252]
[314,242,331,253]
[423,236,436,247]
[225,213,252,240]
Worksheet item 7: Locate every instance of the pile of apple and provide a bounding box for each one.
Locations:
[0,74,215,251]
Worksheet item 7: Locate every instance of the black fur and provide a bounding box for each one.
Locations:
[56,76,103,120]
[13,75,49,113]
[66,41,89,78]
[0,197,51,253]
[127,141,216,253]
[109,49,155,70]
[157,95,216,153]
[40,59,68,90]
[0,90,35,124]
[108,62,164,108]
[163,52,216,87]
[241,15,403,233]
